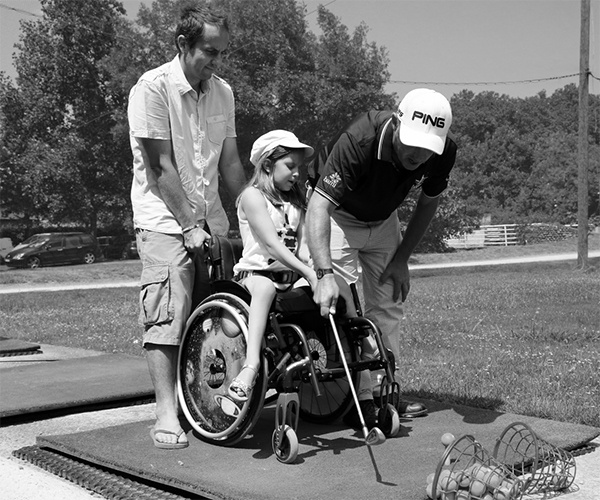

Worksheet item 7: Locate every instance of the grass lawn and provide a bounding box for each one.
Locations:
[0,236,598,428]
[401,267,599,428]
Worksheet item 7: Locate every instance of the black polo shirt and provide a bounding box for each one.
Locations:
[310,110,457,222]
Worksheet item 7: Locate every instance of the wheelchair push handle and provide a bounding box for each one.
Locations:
[350,282,363,317]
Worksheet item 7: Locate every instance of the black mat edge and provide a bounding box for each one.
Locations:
[0,337,42,357]
[33,435,227,500]
[0,391,156,420]
[0,348,43,357]
[12,445,199,500]
[0,397,155,427]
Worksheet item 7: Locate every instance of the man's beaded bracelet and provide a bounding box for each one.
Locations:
[182,222,202,234]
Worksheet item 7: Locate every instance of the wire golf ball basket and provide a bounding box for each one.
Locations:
[493,422,576,495]
[430,434,525,500]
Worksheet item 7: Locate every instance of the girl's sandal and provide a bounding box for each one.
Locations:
[228,364,259,402]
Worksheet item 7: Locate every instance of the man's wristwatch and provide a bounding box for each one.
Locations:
[316,268,334,280]
[182,220,205,234]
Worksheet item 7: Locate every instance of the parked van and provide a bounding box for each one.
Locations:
[4,232,100,269]
[97,235,139,260]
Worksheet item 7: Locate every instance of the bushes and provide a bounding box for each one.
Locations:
[521,224,578,244]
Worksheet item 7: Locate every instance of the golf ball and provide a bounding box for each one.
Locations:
[470,479,486,497]
[441,432,456,447]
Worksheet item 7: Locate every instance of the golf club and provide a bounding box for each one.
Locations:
[328,314,386,446]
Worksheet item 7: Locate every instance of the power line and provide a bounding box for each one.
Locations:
[0,2,41,18]
[1,1,590,90]
[306,0,337,16]
[387,73,582,88]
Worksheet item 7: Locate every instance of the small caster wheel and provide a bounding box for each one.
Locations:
[272,424,299,464]
[378,403,400,437]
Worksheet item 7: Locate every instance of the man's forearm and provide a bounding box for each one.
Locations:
[306,197,334,269]
[221,161,247,199]
[395,195,439,261]
[219,137,247,199]
[141,137,197,230]
[155,167,198,229]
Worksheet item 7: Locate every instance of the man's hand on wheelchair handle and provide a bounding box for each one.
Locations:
[183,227,211,255]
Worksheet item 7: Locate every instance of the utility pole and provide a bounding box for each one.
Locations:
[577,0,590,270]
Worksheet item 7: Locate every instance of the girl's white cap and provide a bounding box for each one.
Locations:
[250,130,314,166]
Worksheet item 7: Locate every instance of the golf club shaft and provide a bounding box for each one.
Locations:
[328,314,370,440]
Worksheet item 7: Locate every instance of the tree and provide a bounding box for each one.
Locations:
[449,87,600,225]
[105,0,396,231]
[14,0,594,248]
[209,0,396,158]
[0,75,32,230]
[3,0,130,235]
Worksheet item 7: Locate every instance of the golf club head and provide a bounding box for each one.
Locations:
[365,426,386,446]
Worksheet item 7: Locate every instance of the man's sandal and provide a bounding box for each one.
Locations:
[150,427,189,449]
[228,364,259,402]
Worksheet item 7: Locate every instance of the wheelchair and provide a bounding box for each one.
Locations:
[177,236,401,463]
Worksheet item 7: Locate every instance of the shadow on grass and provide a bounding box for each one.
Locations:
[405,389,507,424]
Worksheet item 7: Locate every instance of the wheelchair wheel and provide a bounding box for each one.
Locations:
[272,425,299,464]
[297,317,359,424]
[177,293,267,446]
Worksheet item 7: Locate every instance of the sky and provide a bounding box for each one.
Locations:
[1,0,599,101]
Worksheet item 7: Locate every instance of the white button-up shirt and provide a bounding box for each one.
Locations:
[128,55,236,236]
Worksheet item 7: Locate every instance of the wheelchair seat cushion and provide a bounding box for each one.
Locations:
[275,286,319,313]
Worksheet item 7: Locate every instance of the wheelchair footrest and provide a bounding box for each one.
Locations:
[346,322,372,340]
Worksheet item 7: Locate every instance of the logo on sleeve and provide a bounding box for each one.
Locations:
[323,172,341,188]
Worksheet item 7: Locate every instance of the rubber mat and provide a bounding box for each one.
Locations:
[35,399,600,500]
[0,353,154,421]
[0,337,41,357]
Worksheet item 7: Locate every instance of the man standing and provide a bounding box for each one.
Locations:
[306,89,456,427]
[128,5,246,449]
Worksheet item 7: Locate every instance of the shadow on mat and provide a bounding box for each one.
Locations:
[185,410,413,468]
[187,422,388,460]
[295,423,411,462]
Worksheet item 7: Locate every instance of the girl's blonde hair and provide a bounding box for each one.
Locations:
[237,145,307,209]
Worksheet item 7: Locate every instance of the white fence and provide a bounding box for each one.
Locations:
[446,224,519,249]
[481,224,519,246]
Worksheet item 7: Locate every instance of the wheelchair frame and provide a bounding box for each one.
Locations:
[177,236,400,463]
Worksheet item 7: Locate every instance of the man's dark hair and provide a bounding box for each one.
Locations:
[175,4,229,53]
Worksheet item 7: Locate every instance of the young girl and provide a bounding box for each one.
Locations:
[227,130,318,401]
